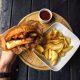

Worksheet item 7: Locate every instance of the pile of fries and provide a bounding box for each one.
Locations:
[35,28,73,65]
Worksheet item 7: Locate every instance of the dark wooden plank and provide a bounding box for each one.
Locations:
[0,0,13,77]
[17,59,28,80]
[68,0,80,37]
[31,0,50,11]
[28,0,50,80]
[28,68,39,80]
[10,0,31,80]
[11,57,20,80]
[51,65,70,80]
[28,68,50,80]
[50,0,68,21]
[38,70,50,80]
[50,0,70,80]
[11,0,31,26]
[68,0,80,80]
[0,0,12,32]
[69,49,80,80]
[0,1,18,80]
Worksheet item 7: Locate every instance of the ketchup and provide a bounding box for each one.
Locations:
[40,10,50,20]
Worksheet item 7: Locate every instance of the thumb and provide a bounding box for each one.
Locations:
[0,34,2,36]
[0,34,2,47]
[0,33,2,39]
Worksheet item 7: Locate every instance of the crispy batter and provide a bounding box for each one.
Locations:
[5,20,44,41]
[6,38,33,49]
[0,20,44,53]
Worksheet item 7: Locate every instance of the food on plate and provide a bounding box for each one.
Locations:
[0,19,73,65]
[35,28,73,65]
[6,38,33,49]
[0,20,44,54]
[44,49,58,65]
[39,8,52,23]
[35,45,44,53]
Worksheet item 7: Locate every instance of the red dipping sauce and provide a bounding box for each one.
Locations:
[40,10,50,20]
[39,8,52,23]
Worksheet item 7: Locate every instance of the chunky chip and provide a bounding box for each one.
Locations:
[35,28,73,65]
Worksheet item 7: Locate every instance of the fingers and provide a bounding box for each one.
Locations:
[0,34,2,44]
[0,50,2,59]
[0,34,2,58]
[0,34,1,36]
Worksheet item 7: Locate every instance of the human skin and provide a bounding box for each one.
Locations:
[0,34,16,80]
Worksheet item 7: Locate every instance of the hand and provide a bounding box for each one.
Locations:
[0,34,16,72]
[0,50,16,71]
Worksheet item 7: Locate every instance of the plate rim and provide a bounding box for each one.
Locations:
[18,11,73,70]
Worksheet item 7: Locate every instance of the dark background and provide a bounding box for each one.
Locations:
[0,0,80,80]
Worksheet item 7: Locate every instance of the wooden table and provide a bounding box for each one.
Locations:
[0,0,80,80]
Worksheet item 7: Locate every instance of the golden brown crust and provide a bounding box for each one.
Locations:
[1,37,7,50]
[5,25,30,41]
[1,20,44,54]
[6,38,33,49]
[5,20,44,42]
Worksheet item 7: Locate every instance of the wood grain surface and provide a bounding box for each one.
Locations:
[0,0,80,80]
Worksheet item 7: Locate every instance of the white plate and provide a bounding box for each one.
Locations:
[34,22,80,71]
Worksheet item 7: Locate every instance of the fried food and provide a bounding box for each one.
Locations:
[0,20,44,54]
[35,28,73,65]
[44,49,58,65]
[6,38,33,49]
[0,19,73,65]
[44,50,49,59]
[62,46,73,53]
[51,50,58,63]
[5,20,44,42]
[35,45,44,53]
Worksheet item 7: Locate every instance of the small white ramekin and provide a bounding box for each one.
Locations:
[38,8,52,23]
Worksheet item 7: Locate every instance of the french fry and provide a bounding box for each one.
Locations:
[56,45,63,53]
[46,30,52,39]
[65,37,71,45]
[51,50,58,61]
[51,59,57,65]
[47,39,63,44]
[44,50,49,59]
[60,46,73,57]
[35,45,44,53]
[62,46,73,53]
[63,37,69,48]
[48,49,52,60]
[58,32,63,37]
[52,28,58,38]
[51,43,63,51]
[45,43,63,51]
[44,43,54,49]
[59,51,65,57]
[35,28,73,66]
